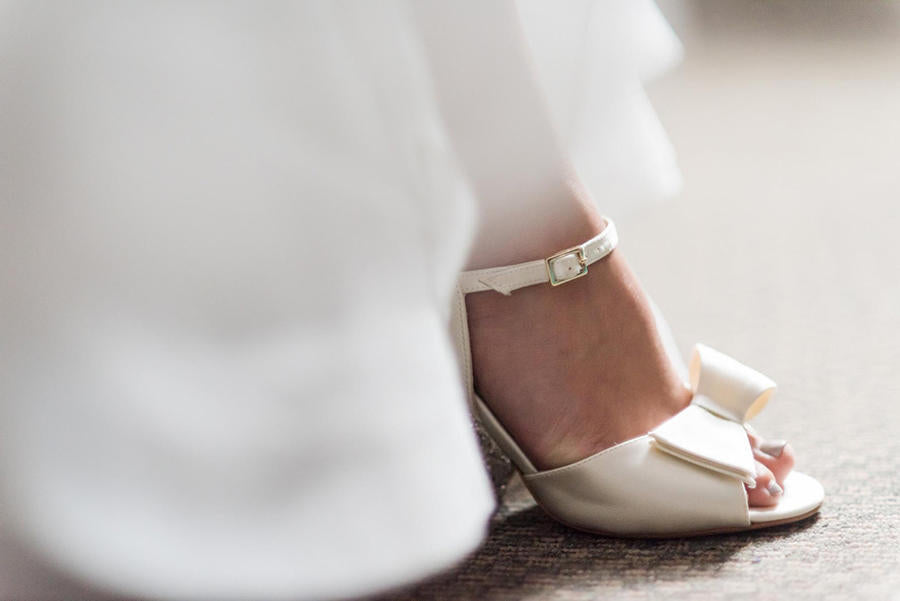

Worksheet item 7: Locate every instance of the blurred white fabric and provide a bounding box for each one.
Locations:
[520,0,682,216]
[0,1,680,599]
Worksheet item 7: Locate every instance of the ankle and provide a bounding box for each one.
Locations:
[465,249,693,470]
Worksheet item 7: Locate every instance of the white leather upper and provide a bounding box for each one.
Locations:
[521,433,751,534]
[472,345,811,535]
[451,223,823,535]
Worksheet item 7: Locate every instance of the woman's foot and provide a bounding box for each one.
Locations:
[466,249,795,508]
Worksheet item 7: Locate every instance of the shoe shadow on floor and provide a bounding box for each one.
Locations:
[378,482,820,601]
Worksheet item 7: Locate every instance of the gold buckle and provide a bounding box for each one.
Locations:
[546,246,588,286]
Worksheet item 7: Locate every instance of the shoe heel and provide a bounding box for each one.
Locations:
[472,412,516,500]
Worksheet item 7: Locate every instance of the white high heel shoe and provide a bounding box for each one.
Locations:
[450,218,824,537]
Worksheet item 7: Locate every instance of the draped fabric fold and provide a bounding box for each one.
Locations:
[519,0,684,216]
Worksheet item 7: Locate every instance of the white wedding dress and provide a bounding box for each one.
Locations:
[0,1,681,599]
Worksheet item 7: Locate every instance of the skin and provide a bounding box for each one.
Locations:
[466,206,795,508]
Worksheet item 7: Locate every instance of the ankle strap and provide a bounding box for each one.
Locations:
[459,218,618,296]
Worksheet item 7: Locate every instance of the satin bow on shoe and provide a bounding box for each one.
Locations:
[650,344,778,487]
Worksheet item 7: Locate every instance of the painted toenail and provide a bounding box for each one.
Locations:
[767,481,783,496]
[760,440,787,458]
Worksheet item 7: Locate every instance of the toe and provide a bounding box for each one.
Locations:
[754,440,796,486]
[747,431,796,488]
[746,461,783,507]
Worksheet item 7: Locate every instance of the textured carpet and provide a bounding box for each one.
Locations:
[378,2,900,599]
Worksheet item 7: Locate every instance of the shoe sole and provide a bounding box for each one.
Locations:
[532,497,823,539]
